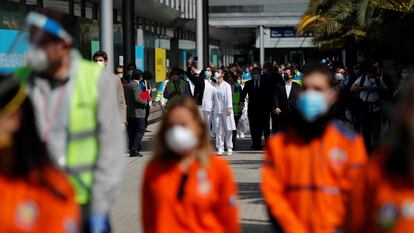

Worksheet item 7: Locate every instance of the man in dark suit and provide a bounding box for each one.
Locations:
[274,67,301,131]
[240,67,273,150]
[125,70,148,157]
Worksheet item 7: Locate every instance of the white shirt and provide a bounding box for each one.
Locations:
[201,79,215,112]
[285,81,292,99]
[212,81,233,114]
[353,76,387,103]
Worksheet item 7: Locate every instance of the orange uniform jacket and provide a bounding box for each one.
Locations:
[0,167,80,233]
[261,121,367,233]
[348,153,414,233]
[142,155,240,233]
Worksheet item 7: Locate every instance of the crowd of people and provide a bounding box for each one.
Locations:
[2,9,414,233]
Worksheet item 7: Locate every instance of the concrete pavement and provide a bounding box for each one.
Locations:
[110,122,273,233]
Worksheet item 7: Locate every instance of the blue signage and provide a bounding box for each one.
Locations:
[135,45,145,71]
[0,29,29,74]
[270,27,296,38]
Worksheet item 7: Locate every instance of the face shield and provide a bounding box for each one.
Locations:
[0,12,73,76]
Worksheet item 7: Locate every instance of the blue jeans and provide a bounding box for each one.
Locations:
[127,117,146,154]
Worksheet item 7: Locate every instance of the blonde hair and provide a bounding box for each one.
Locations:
[153,97,213,167]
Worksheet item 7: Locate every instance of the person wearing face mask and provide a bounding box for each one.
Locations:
[351,63,388,153]
[0,77,80,233]
[393,67,411,98]
[142,97,240,233]
[261,64,368,233]
[240,67,272,150]
[273,67,301,132]
[347,79,414,233]
[229,75,243,148]
[93,51,127,128]
[164,68,192,108]
[14,10,125,233]
[199,68,216,138]
[212,69,237,155]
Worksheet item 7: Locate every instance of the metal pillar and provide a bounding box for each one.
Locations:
[341,49,347,67]
[196,0,204,70]
[100,0,114,72]
[202,0,209,67]
[260,25,265,67]
[122,0,135,71]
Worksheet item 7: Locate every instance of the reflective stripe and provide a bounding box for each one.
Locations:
[68,130,97,141]
[66,164,95,174]
[286,185,342,195]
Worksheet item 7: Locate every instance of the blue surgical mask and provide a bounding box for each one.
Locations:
[297,90,328,122]
[204,70,212,79]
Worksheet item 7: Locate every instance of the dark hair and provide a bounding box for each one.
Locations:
[93,51,108,61]
[142,71,153,80]
[127,63,137,71]
[251,67,261,73]
[303,64,335,87]
[115,65,123,74]
[0,77,67,200]
[131,69,143,80]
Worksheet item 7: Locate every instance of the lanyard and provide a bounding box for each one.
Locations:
[41,86,66,143]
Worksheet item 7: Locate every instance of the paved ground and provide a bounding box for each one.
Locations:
[110,122,273,233]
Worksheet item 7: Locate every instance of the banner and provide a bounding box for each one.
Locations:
[270,27,296,38]
[135,45,144,71]
[155,48,166,83]
[0,29,28,74]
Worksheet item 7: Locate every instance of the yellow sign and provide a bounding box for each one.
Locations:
[155,48,166,82]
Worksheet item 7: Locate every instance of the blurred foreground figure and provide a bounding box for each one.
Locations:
[142,97,240,233]
[14,10,125,233]
[347,78,414,233]
[0,77,79,232]
[261,64,367,233]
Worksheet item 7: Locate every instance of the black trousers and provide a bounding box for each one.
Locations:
[127,117,146,153]
[248,111,270,148]
[232,115,241,149]
[360,111,381,153]
[145,104,150,128]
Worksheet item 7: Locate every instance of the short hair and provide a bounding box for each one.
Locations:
[251,67,261,73]
[93,51,108,61]
[303,64,335,87]
[127,63,137,71]
[131,69,143,80]
[283,67,293,73]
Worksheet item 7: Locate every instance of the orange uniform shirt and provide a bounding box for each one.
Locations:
[348,153,414,233]
[0,167,80,233]
[261,121,367,233]
[142,155,240,233]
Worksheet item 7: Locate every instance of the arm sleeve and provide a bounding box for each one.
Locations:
[215,160,240,233]
[345,135,368,189]
[240,83,248,103]
[226,84,233,109]
[261,141,307,233]
[116,77,127,125]
[274,86,280,108]
[91,73,126,214]
[142,164,155,233]
[186,67,197,83]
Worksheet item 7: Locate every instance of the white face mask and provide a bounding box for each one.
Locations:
[237,79,241,84]
[118,73,123,78]
[26,46,49,72]
[165,125,198,154]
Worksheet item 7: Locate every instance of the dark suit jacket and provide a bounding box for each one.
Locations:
[274,82,301,119]
[125,80,147,119]
[240,76,273,115]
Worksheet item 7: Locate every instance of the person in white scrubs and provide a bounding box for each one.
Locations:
[200,68,215,138]
[212,69,236,155]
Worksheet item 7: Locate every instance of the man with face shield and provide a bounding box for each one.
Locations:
[261,64,367,233]
[12,10,125,233]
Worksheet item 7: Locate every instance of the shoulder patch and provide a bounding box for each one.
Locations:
[332,120,357,141]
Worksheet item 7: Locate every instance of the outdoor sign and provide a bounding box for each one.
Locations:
[155,48,166,82]
[0,29,28,74]
[270,27,296,38]
[135,45,145,71]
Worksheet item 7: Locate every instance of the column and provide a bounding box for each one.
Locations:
[100,0,114,72]
[122,0,135,71]
[260,25,265,67]
[202,0,209,67]
[196,0,204,70]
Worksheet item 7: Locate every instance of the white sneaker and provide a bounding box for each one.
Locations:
[217,149,224,155]
[236,134,240,139]
[227,149,233,156]
[240,133,245,139]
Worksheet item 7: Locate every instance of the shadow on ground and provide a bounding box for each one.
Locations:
[238,182,264,204]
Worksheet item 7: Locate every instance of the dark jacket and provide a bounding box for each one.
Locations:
[125,80,147,119]
[186,67,205,105]
[240,76,273,114]
[274,82,301,119]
